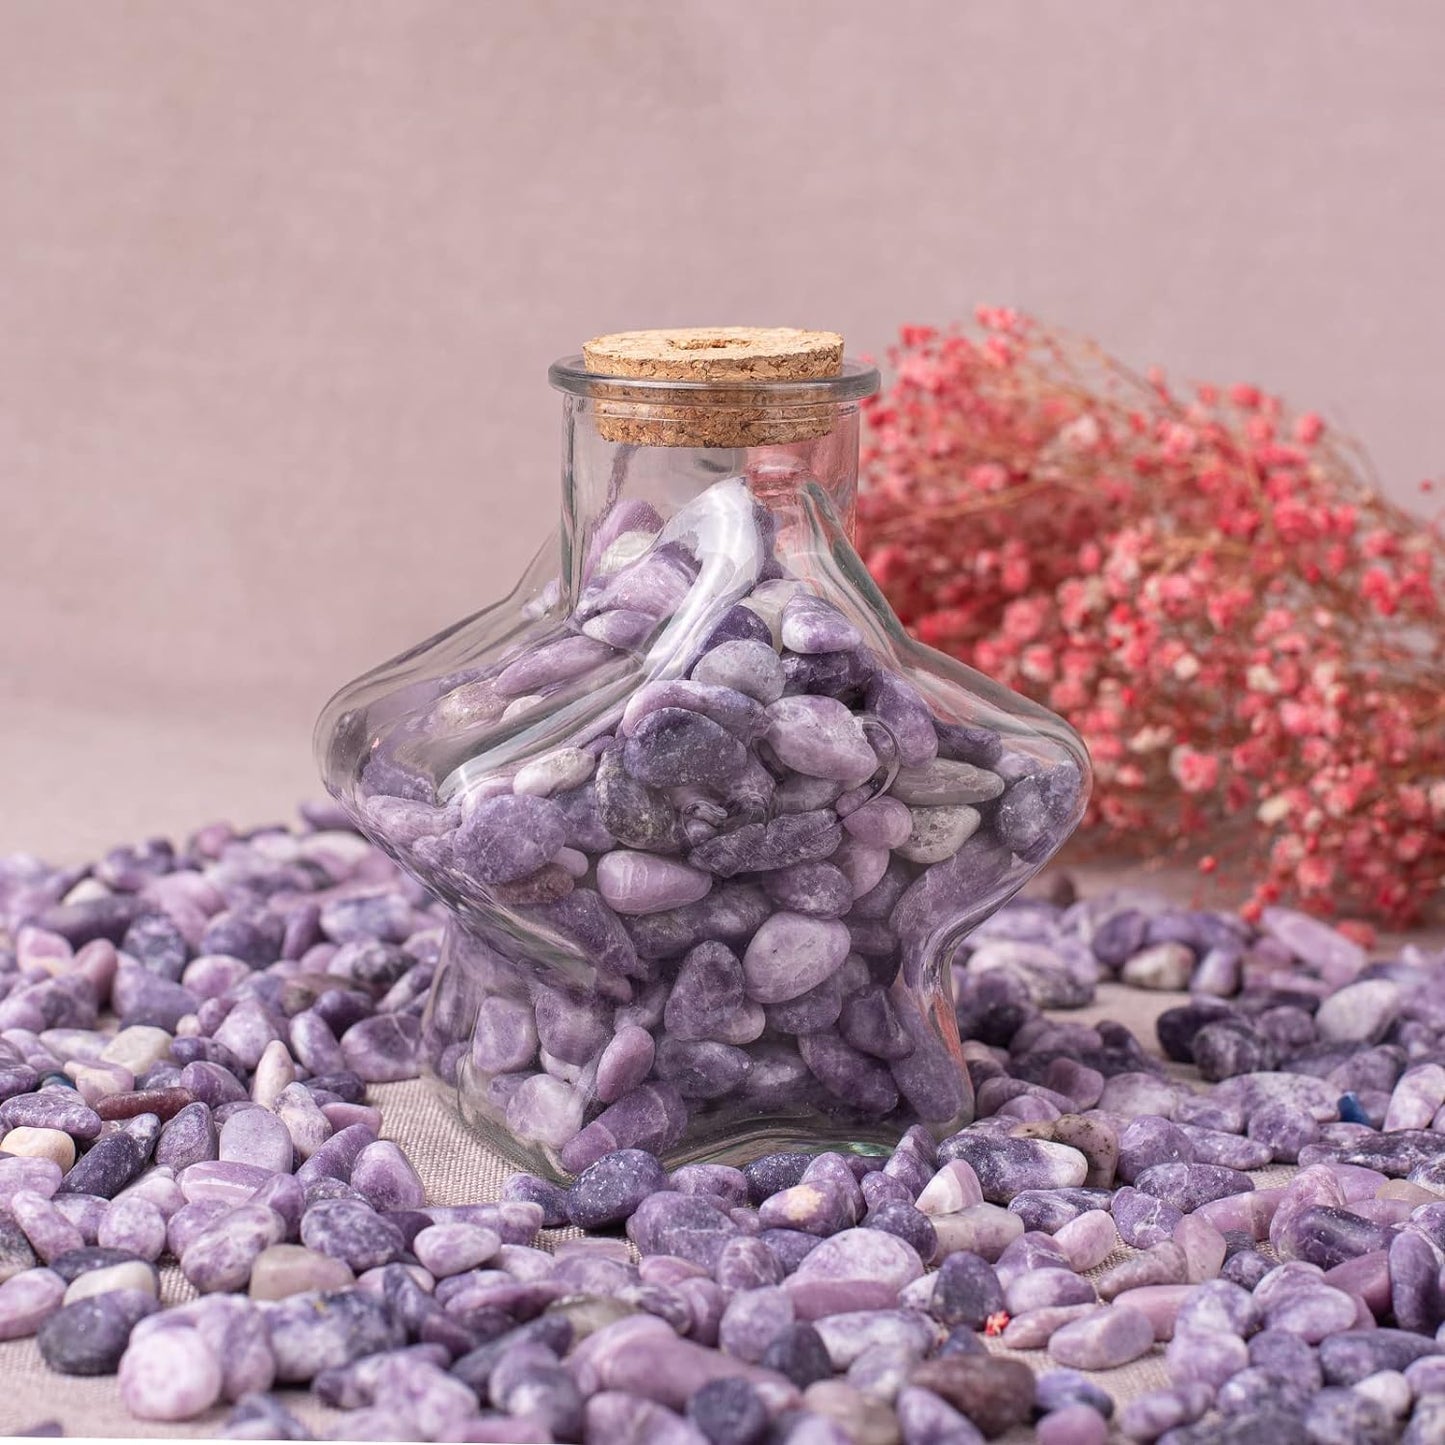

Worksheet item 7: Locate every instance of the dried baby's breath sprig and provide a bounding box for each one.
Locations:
[859,310,1444,924]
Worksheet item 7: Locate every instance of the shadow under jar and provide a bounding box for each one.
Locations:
[316,327,1091,1178]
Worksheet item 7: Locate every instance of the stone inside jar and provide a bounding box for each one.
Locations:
[349,475,1084,1171]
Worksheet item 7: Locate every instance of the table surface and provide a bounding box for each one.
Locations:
[2,708,1441,1438]
[0,979,1335,1439]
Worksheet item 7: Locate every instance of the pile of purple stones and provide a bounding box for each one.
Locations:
[342,480,1084,1170]
[3,808,1445,1444]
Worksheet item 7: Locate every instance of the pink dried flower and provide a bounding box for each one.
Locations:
[858,313,1445,924]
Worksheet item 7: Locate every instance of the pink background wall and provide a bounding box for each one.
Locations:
[3,1,1441,858]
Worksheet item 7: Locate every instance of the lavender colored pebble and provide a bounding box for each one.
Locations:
[692,640,786,704]
[413,1223,501,1277]
[266,1289,404,1383]
[567,1149,670,1229]
[349,1140,425,1212]
[452,794,568,885]
[38,1288,158,1375]
[119,1323,223,1420]
[595,1025,656,1104]
[1048,1306,1156,1369]
[469,996,539,1074]
[0,1267,66,1341]
[97,1196,167,1262]
[501,1174,570,1228]
[339,1014,420,1083]
[301,1199,405,1273]
[57,1135,149,1201]
[1037,1403,1107,1445]
[181,1204,285,1293]
[219,1108,295,1175]
[156,1102,219,1171]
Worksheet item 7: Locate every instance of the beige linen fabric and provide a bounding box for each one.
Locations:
[0,983,1291,1440]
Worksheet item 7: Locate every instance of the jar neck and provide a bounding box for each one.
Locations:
[560,397,863,603]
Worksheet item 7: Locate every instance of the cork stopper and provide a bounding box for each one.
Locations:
[580,326,846,447]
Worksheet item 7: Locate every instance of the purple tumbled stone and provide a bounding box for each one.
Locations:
[718,1285,794,1366]
[765,696,877,785]
[118,1322,223,1420]
[757,1184,854,1240]
[627,1193,739,1271]
[567,1149,670,1230]
[655,1039,752,1100]
[1320,1328,1439,1384]
[349,1140,424,1213]
[532,987,610,1066]
[1111,1186,1185,1250]
[502,1074,583,1150]
[583,1028,652,1108]
[57,1134,147,1201]
[560,1082,685,1172]
[1117,1384,1212,1441]
[8,1191,84,1264]
[766,972,844,1036]
[1274,1203,1394,1270]
[623,707,749,790]
[156,1102,219,1172]
[797,1031,899,1116]
[928,1251,1004,1330]
[0,1266,66,1341]
[663,941,747,1041]
[181,1204,285,1293]
[0,1092,103,1139]
[339,1014,420,1083]
[1390,1228,1444,1333]
[217,1108,294,1175]
[583,1390,711,1444]
[692,640,786,704]
[780,594,863,655]
[836,985,912,1062]
[413,1219,502,1277]
[1047,1305,1155,1370]
[494,634,618,697]
[888,989,969,1127]
[499,1173,569,1228]
[784,1228,924,1321]
[937,1134,1087,1204]
[469,996,538,1075]
[265,1288,404,1383]
[97,1195,167,1262]
[574,1312,797,1413]
[453,794,567,885]
[742,913,850,1005]
[1133,1162,1254,1213]
[597,850,713,915]
[760,861,854,920]
[300,1199,405,1274]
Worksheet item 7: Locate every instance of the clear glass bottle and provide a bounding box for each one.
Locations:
[316,328,1090,1177]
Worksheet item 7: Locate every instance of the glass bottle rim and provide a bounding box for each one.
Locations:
[548,354,881,405]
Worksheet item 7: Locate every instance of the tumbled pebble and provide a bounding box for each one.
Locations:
[907,1353,1034,1437]
[38,1288,157,1375]
[0,1267,66,1340]
[0,1128,76,1171]
[1037,1402,1108,1445]
[119,1322,224,1420]
[182,1203,286,1293]
[248,1243,356,1301]
[1048,1306,1156,1370]
[218,1107,295,1175]
[96,1196,167,1262]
